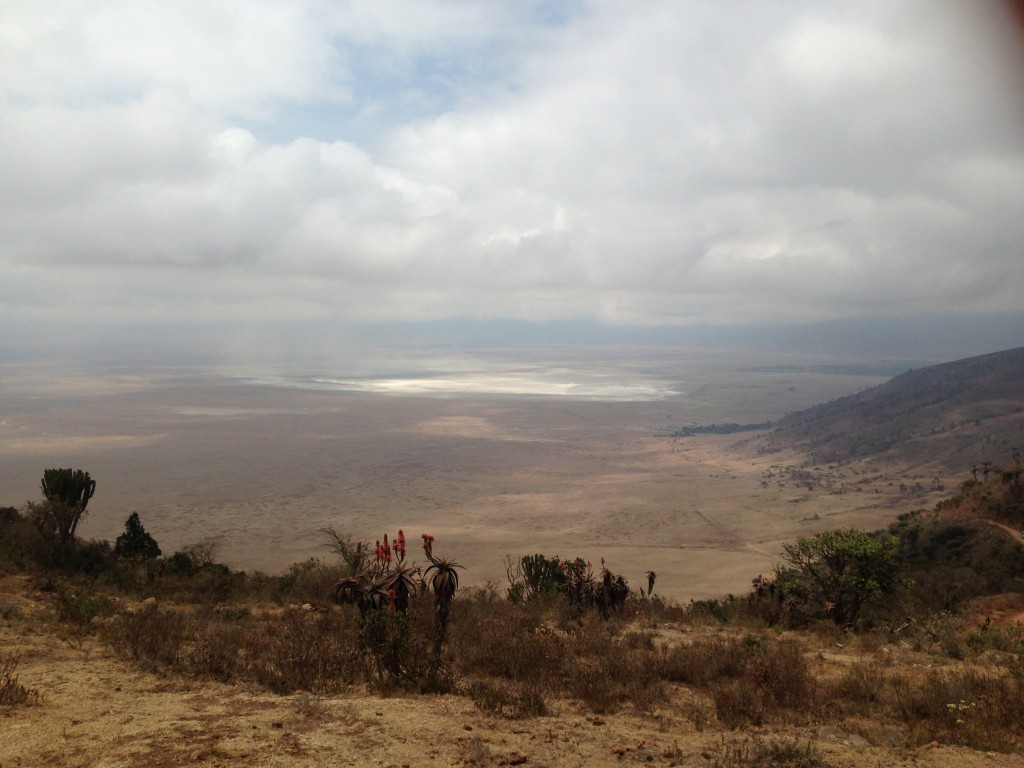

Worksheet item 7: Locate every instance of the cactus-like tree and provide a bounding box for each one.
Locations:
[35,468,96,545]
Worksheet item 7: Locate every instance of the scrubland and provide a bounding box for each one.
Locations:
[3,467,1024,767]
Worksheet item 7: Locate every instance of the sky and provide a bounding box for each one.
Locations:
[3,1,1024,362]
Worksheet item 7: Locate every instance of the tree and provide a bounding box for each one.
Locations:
[33,468,96,546]
[114,512,162,561]
[776,528,900,626]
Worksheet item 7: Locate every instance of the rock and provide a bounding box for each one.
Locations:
[301,603,314,612]
[141,596,157,607]
[813,726,869,750]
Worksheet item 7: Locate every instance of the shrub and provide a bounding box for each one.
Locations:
[465,679,549,718]
[777,529,900,626]
[358,605,416,687]
[686,596,742,624]
[103,605,187,673]
[824,661,888,716]
[709,736,828,768]
[658,634,812,726]
[658,637,748,686]
[238,610,362,694]
[508,554,566,601]
[0,654,40,706]
[0,508,47,573]
[565,622,664,714]
[276,557,349,604]
[892,668,1024,751]
[54,583,115,626]
[114,513,161,562]
[454,602,568,686]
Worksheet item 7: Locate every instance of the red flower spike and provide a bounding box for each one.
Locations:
[395,530,406,561]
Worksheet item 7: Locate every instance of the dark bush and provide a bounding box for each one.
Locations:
[114,513,161,562]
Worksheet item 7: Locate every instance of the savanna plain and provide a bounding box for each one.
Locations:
[4,347,1022,768]
[0,349,922,597]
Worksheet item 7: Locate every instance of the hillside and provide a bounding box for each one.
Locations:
[762,346,1024,473]
[6,458,1024,764]
[7,498,1024,765]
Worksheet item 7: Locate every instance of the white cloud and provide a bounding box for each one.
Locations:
[2,0,1023,339]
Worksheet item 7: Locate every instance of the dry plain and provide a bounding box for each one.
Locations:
[0,350,946,600]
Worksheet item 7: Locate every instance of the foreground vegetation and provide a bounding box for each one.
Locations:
[3,459,1024,760]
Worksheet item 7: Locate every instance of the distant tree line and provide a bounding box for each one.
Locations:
[673,422,772,437]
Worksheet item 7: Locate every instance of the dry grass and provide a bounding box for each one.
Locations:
[102,604,365,694]
[88,585,1024,752]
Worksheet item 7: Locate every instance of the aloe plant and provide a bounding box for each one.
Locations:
[425,554,463,660]
[332,530,463,678]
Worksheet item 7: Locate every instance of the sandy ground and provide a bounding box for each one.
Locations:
[0,360,943,601]
[3,577,1022,768]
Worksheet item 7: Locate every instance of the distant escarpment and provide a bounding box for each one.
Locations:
[761,346,1024,472]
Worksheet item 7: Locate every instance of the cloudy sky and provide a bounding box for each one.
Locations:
[3,1,1024,358]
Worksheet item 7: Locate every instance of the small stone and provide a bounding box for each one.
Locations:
[141,596,157,607]
[301,603,314,612]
